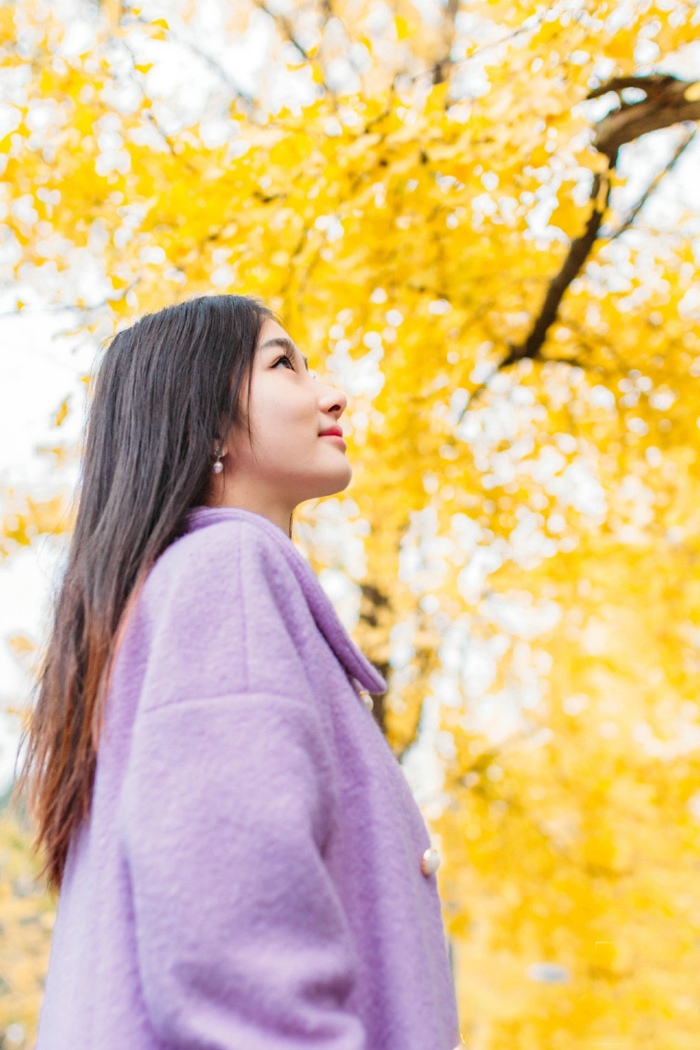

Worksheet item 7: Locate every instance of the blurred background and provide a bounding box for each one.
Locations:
[1,1,699,1047]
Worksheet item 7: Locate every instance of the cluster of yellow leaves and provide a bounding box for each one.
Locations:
[0,808,54,1050]
[437,518,700,1049]
[0,494,73,559]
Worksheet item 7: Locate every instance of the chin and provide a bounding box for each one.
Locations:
[335,462,353,490]
[310,465,353,499]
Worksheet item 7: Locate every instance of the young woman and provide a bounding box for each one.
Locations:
[16,294,462,1049]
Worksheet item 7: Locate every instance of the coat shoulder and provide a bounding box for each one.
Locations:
[144,515,303,613]
[119,517,313,715]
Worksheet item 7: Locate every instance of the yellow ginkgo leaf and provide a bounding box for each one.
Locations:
[605,28,637,63]
[52,397,70,428]
[8,633,35,656]
[395,16,410,41]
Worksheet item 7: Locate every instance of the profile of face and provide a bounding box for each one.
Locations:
[211,318,351,531]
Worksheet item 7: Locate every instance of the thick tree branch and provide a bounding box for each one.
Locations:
[358,581,392,735]
[497,74,700,370]
[499,171,611,370]
[592,75,700,163]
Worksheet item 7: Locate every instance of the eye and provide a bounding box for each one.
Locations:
[273,353,295,370]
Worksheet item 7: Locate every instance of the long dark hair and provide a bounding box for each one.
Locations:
[12,293,278,894]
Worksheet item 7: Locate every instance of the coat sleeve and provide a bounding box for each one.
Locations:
[117,522,367,1049]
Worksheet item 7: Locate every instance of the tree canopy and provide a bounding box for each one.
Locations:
[1,1,699,1047]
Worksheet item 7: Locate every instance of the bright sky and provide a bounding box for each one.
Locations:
[0,308,94,789]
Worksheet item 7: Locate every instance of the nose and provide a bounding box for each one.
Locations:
[319,377,347,416]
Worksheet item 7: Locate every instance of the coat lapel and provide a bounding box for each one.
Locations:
[184,507,388,695]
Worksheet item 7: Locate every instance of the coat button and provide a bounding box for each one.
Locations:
[358,689,374,711]
[421,846,440,876]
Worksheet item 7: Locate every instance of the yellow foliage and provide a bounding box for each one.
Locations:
[7,635,35,658]
[1,1,699,1047]
[0,810,55,1050]
[605,28,638,64]
[394,16,410,41]
[549,192,593,239]
[52,396,70,428]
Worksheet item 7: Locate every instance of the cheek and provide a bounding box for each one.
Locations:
[251,389,315,446]
[249,373,318,432]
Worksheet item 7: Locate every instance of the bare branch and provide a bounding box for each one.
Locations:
[432,0,460,86]
[250,0,336,98]
[605,126,697,241]
[405,0,561,90]
[467,1,561,67]
[167,35,258,114]
[250,0,311,64]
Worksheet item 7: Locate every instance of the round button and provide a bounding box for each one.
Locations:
[421,847,440,876]
[358,689,374,711]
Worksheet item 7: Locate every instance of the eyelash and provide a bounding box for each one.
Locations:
[273,353,296,371]
[274,354,318,380]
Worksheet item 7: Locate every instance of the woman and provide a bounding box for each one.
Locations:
[15,294,462,1049]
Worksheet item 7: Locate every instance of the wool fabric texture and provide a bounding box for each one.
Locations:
[36,505,461,1050]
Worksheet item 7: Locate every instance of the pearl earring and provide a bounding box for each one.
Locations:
[212,446,225,474]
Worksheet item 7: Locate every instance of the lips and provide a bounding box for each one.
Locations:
[319,425,347,452]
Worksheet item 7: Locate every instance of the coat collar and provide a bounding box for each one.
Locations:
[183,506,387,695]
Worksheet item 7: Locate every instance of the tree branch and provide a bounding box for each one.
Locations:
[432,0,460,86]
[592,75,700,164]
[251,0,336,97]
[605,126,697,241]
[358,580,392,735]
[500,171,611,370]
[168,34,258,114]
[494,74,700,371]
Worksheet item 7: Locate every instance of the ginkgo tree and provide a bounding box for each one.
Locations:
[1,0,699,1047]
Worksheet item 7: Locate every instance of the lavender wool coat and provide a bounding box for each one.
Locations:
[36,505,462,1050]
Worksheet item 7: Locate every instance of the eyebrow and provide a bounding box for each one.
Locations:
[259,336,309,371]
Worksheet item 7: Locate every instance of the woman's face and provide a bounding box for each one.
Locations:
[212,318,351,531]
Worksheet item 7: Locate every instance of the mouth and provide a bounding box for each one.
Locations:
[319,433,347,451]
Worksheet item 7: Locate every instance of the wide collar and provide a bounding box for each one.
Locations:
[184,505,387,696]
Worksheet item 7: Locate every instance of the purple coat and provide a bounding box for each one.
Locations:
[36,505,462,1049]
